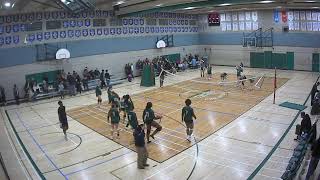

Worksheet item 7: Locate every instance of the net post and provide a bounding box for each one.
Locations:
[273,67,277,104]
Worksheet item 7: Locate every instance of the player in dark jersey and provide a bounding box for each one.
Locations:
[200,59,205,78]
[182,99,197,142]
[124,94,134,127]
[108,104,120,139]
[143,102,162,143]
[95,85,102,107]
[207,65,212,80]
[58,101,69,141]
[127,109,138,130]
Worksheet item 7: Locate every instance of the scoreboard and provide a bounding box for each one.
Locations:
[208,13,220,26]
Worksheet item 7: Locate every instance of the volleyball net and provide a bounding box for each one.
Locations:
[159,68,265,101]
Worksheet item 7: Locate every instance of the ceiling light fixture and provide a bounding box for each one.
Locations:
[4,2,11,7]
[311,6,319,8]
[260,1,274,3]
[61,0,66,2]
[184,7,197,10]
[116,1,125,5]
[219,3,231,6]
[305,1,315,2]
[11,2,15,7]
[156,4,163,7]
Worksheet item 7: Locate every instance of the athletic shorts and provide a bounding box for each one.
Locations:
[185,121,194,129]
[146,121,161,130]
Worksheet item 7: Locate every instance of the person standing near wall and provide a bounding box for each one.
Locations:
[13,84,19,105]
[159,68,165,88]
[58,81,65,99]
[0,86,6,106]
[100,69,106,88]
[58,101,69,141]
[306,137,320,180]
[95,85,102,107]
[134,124,149,169]
[200,59,205,78]
[311,82,319,106]
[105,70,111,87]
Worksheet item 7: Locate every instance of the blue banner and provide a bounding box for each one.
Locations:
[52,31,58,39]
[44,32,51,40]
[36,33,43,41]
[5,36,11,45]
[103,28,109,35]
[13,35,19,44]
[97,28,102,35]
[60,31,66,38]
[68,30,74,38]
[274,10,279,23]
[82,29,88,37]
[0,37,4,46]
[75,30,81,37]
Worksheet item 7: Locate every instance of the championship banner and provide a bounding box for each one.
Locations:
[287,11,294,21]
[274,10,279,23]
[281,10,287,23]
[208,12,220,26]
[252,11,258,21]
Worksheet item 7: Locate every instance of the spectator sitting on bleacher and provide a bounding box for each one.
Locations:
[295,112,312,140]
[82,76,89,91]
[94,68,100,79]
[306,137,320,180]
[83,67,89,78]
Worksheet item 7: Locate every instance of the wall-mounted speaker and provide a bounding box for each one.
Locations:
[283,26,289,32]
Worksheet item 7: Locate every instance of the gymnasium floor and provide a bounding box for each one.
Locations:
[1,66,319,180]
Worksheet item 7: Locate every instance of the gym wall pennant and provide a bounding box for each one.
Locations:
[281,10,288,23]
[274,10,279,23]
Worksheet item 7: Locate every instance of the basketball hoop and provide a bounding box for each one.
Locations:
[56,48,70,60]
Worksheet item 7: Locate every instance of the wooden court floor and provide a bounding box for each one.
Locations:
[67,74,288,162]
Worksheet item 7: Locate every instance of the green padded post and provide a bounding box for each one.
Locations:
[140,64,155,87]
[264,51,272,69]
[312,53,320,72]
[287,52,294,70]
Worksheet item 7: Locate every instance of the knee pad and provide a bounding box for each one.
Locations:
[157,126,162,131]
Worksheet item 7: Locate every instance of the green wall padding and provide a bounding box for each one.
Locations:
[162,53,181,63]
[25,70,61,84]
[264,51,272,69]
[140,64,155,87]
[312,53,320,72]
[250,52,265,68]
[250,51,295,70]
[286,52,294,70]
[272,53,287,69]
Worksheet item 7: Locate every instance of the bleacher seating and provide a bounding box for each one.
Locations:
[32,77,126,101]
[281,133,311,180]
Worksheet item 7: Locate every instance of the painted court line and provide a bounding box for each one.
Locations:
[14,111,68,179]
